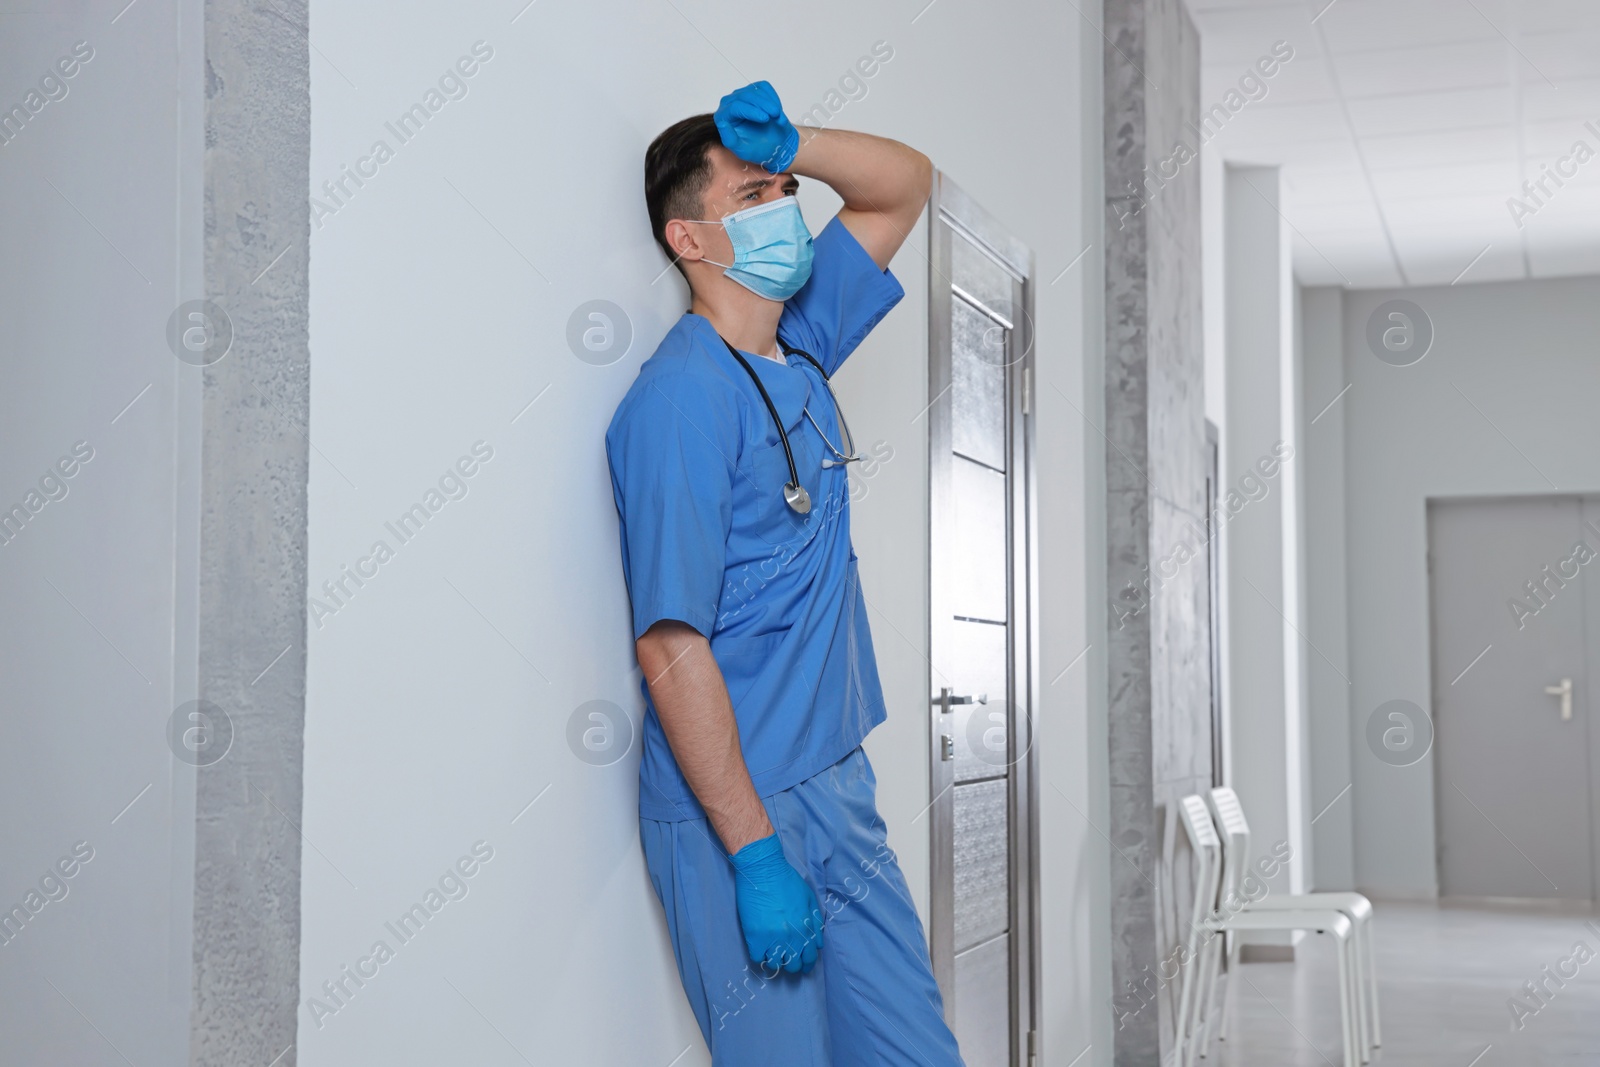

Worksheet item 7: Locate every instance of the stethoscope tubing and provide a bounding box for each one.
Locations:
[717,333,847,514]
[719,336,803,494]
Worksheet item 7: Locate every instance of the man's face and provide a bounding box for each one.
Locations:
[675,145,799,273]
[699,144,799,219]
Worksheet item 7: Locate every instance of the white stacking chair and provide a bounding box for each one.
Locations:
[1208,786,1380,1056]
[1173,794,1223,1067]
[1175,794,1362,1067]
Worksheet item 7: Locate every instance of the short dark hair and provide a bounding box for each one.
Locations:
[644,114,722,276]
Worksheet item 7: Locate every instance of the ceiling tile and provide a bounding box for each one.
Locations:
[1389,240,1524,287]
[1520,78,1600,121]
[1202,58,1337,106]
[1515,0,1600,35]
[1361,126,1515,168]
[1344,87,1511,137]
[1187,0,1303,10]
[1368,161,1519,200]
[1284,201,1387,233]
[1516,31,1600,84]
[1314,0,1499,53]
[1263,138,1368,168]
[1519,117,1600,160]
[1192,7,1316,67]
[1377,193,1510,226]
[1282,162,1371,204]
[1515,184,1600,223]
[1526,242,1600,278]
[1330,41,1511,99]
[1203,100,1349,146]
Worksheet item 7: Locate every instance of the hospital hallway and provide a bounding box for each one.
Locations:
[1214,904,1600,1067]
[7,0,1600,1065]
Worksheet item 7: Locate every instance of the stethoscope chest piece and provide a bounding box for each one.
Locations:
[784,482,812,515]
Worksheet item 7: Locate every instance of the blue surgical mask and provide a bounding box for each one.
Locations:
[688,196,814,301]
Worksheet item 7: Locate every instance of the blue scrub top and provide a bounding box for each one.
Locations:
[605,214,905,821]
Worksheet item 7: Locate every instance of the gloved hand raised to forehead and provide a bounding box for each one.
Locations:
[728,831,824,975]
[714,80,801,174]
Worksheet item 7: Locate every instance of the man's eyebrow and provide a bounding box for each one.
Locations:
[723,174,801,199]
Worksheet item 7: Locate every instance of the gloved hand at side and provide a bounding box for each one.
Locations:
[728,831,823,974]
[713,80,800,174]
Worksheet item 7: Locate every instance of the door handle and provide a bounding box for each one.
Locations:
[931,688,987,713]
[1544,677,1573,721]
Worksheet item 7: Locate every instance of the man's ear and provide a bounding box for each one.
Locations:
[663,219,704,266]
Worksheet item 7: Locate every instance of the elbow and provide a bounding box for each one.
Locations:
[635,619,706,678]
[912,150,934,208]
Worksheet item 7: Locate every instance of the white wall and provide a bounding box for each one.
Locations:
[0,2,200,1063]
[1201,138,1227,435]
[1299,286,1355,890]
[301,3,1108,1064]
[1326,276,1600,897]
[1221,165,1310,924]
[1200,123,1230,796]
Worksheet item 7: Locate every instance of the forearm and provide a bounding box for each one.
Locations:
[636,622,773,854]
[788,127,931,268]
[791,127,929,213]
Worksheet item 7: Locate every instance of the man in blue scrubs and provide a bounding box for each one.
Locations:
[605,83,964,1065]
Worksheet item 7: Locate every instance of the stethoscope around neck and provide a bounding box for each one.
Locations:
[717,334,862,515]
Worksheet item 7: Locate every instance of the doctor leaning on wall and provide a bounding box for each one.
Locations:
[603,82,960,1065]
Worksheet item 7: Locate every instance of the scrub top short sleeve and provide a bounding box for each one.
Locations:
[778,214,906,378]
[606,367,740,643]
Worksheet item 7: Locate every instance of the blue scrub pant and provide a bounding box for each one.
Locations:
[640,745,966,1066]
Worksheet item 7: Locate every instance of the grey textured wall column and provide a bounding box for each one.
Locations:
[193,1,310,1063]
[1103,0,1204,1062]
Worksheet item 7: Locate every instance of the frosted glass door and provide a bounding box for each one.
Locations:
[926,174,1036,1067]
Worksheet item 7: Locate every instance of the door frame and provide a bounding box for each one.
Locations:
[925,170,1040,1064]
[1206,420,1224,789]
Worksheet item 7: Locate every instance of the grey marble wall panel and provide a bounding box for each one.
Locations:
[1150,496,1212,789]
[1104,0,1207,1063]
[191,2,310,1063]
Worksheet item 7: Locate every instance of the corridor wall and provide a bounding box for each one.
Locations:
[1304,277,1600,898]
[300,2,1110,1063]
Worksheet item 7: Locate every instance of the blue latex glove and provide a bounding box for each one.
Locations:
[728,831,823,974]
[713,81,800,174]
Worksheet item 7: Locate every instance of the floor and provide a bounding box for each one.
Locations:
[1191,901,1600,1067]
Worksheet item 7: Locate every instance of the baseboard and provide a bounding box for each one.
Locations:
[1438,895,1599,915]
[1356,886,1437,902]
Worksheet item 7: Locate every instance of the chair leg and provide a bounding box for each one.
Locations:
[1190,940,1209,1062]
[1363,916,1382,1048]
[1351,916,1370,1060]
[1218,935,1239,1043]
[1192,930,1220,1058]
[1196,934,1216,1062]
[1351,936,1366,1067]
[1175,935,1197,1067]
[1336,935,1356,1067]
[1357,940,1371,1065]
